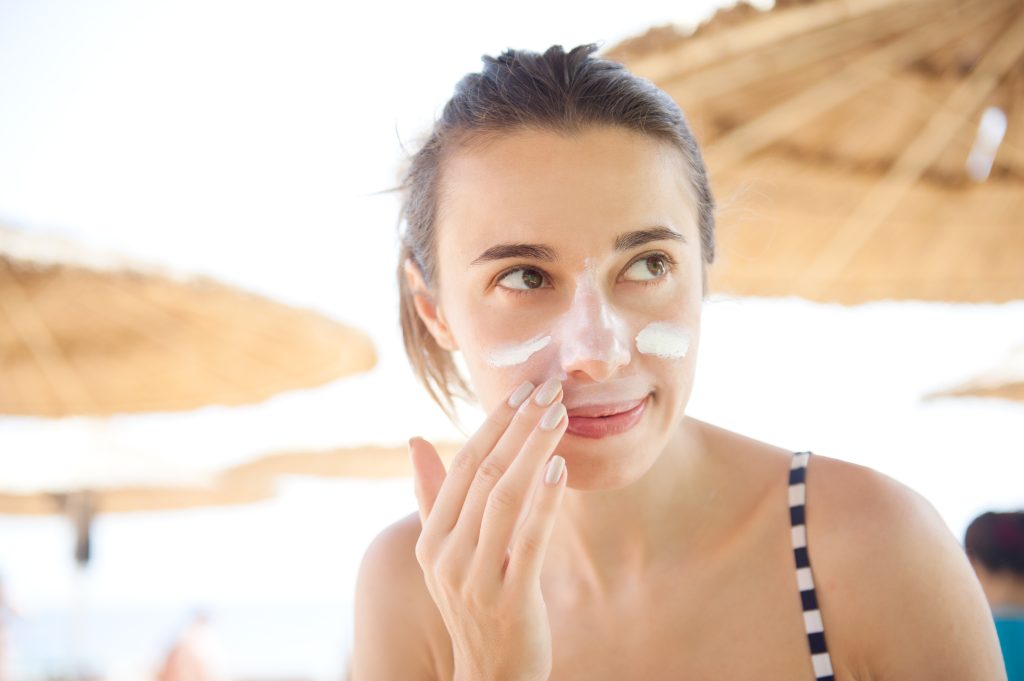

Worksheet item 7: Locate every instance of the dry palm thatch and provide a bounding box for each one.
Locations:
[219,440,466,484]
[0,481,275,516]
[0,480,276,567]
[605,0,1024,304]
[0,225,377,416]
[0,440,465,566]
[923,343,1024,401]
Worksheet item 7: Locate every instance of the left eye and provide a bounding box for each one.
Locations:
[623,254,673,282]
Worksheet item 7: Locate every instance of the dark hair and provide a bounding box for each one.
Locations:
[965,511,1024,576]
[396,43,717,424]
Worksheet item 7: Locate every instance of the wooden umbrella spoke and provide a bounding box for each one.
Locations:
[660,0,942,108]
[627,0,925,83]
[705,0,1012,174]
[798,6,1024,297]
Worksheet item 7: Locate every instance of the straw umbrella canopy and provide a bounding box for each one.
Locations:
[0,483,275,517]
[923,343,1024,402]
[219,440,467,486]
[0,419,277,565]
[0,438,465,566]
[0,486,276,565]
[0,224,377,417]
[604,0,1024,304]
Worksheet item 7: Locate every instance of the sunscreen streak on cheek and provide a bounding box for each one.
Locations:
[635,322,691,359]
[485,333,552,368]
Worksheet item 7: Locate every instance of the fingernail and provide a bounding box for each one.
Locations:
[507,381,535,408]
[534,377,562,406]
[539,402,566,431]
[544,455,565,486]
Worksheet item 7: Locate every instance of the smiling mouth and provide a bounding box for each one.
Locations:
[565,393,650,439]
[564,392,651,418]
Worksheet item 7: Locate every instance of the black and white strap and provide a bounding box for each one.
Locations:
[790,451,836,681]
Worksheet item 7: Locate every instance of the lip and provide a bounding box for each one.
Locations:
[565,397,648,418]
[565,393,650,439]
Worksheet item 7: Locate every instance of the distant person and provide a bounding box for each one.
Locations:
[967,511,1024,679]
[156,610,226,681]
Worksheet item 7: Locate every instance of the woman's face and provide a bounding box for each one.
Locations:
[407,125,705,488]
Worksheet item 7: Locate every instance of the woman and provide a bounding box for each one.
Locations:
[352,44,1005,680]
[967,511,1024,679]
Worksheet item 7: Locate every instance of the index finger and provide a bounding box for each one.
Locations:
[417,380,540,545]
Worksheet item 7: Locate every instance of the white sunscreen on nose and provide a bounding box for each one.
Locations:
[486,333,552,367]
[553,258,632,367]
[635,322,690,359]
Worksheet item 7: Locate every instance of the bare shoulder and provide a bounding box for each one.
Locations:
[803,454,1006,681]
[352,510,440,681]
[359,510,425,583]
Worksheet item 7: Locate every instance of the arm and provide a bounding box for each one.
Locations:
[814,459,1006,680]
[352,513,438,681]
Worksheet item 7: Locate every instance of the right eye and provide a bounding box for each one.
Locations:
[496,267,549,297]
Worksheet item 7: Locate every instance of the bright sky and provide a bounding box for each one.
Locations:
[0,0,1021,676]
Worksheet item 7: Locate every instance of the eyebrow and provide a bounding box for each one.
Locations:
[469,226,687,266]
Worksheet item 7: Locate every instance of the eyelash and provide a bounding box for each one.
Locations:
[495,252,679,299]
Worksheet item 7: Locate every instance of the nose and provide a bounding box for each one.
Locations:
[555,283,632,382]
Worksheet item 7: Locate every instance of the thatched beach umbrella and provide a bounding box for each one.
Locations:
[0,224,379,673]
[605,0,1024,304]
[219,440,466,486]
[0,485,276,563]
[0,224,377,417]
[0,482,275,520]
[923,344,1024,402]
[0,419,276,565]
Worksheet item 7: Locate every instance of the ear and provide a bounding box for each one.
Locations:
[403,257,459,352]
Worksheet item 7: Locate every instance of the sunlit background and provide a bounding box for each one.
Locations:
[1,0,1021,679]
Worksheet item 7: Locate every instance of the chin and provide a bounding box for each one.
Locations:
[555,391,674,491]
[558,452,652,492]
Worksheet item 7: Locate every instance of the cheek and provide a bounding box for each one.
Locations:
[452,308,554,407]
[634,321,692,360]
[631,280,700,363]
[484,332,552,368]
[634,310,701,407]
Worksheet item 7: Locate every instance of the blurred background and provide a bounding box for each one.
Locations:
[0,0,1021,679]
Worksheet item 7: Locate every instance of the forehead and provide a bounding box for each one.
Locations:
[435,126,699,264]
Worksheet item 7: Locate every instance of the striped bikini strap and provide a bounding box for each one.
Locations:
[789,450,836,681]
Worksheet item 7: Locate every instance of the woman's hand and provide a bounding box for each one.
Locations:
[409,377,569,681]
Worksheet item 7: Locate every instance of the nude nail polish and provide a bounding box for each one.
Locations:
[544,455,565,485]
[534,377,562,406]
[539,402,566,431]
[508,381,535,408]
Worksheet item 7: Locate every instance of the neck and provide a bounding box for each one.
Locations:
[544,416,718,601]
